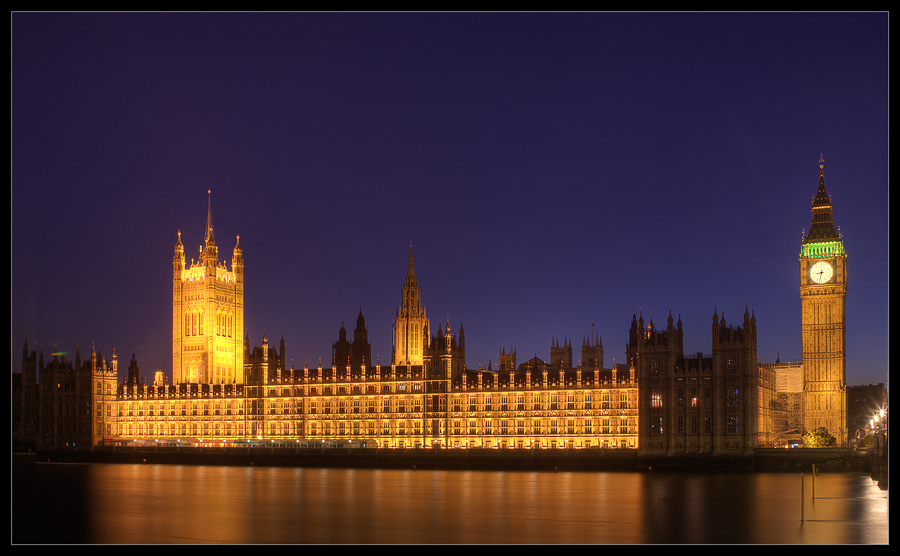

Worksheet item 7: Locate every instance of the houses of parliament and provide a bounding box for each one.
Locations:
[16,160,849,452]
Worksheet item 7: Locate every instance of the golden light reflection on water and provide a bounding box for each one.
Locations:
[65,465,887,544]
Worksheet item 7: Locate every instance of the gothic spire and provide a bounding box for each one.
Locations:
[804,154,840,243]
[813,154,830,208]
[199,190,220,266]
[205,189,215,245]
[400,243,420,310]
[406,242,416,283]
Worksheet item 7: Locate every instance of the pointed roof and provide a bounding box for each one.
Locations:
[812,155,831,208]
[401,242,420,297]
[355,308,367,332]
[406,242,416,281]
[803,155,841,244]
[204,189,215,245]
[198,190,222,266]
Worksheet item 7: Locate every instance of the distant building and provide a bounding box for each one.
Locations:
[16,341,117,448]
[847,383,887,443]
[16,341,39,443]
[498,347,516,372]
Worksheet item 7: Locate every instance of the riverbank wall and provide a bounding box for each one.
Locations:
[18,446,879,478]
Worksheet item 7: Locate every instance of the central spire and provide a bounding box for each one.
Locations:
[200,189,219,266]
[393,243,428,366]
[405,242,417,289]
[205,189,215,245]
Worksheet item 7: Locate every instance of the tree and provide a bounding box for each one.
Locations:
[803,427,837,448]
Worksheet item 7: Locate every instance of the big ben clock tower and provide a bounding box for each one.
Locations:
[799,155,847,445]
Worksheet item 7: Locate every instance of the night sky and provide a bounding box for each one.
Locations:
[12,13,888,387]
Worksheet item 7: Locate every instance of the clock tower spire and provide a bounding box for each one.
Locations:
[798,155,847,445]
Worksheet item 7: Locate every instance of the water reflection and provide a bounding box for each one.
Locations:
[13,463,887,544]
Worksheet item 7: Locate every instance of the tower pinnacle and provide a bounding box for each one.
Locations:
[393,244,428,366]
[803,154,841,245]
[205,189,214,245]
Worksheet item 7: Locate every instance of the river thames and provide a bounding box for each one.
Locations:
[13,462,888,544]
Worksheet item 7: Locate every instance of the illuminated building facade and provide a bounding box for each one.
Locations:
[107,238,638,449]
[172,191,244,385]
[99,357,639,450]
[78,232,641,449]
[798,156,847,444]
[19,182,813,454]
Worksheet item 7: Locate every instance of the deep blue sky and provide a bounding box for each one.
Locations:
[13,13,888,386]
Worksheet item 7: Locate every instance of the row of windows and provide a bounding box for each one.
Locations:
[304,383,424,396]
[650,387,740,407]
[117,402,245,416]
[109,390,641,415]
[300,419,638,438]
[649,415,740,435]
[119,422,246,437]
[649,358,744,375]
[183,310,237,338]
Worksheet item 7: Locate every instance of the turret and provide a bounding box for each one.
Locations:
[127,352,140,387]
[174,231,185,275]
[232,235,243,277]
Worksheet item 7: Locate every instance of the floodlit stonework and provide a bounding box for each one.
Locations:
[798,156,848,445]
[15,159,847,452]
[172,190,244,386]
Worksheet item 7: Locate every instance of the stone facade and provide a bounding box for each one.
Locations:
[799,156,848,445]
[627,309,773,455]
[21,159,849,452]
[172,191,244,385]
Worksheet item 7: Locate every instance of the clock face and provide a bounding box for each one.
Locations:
[809,261,834,284]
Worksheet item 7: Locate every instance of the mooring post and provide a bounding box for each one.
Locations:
[800,473,804,523]
[811,464,816,500]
